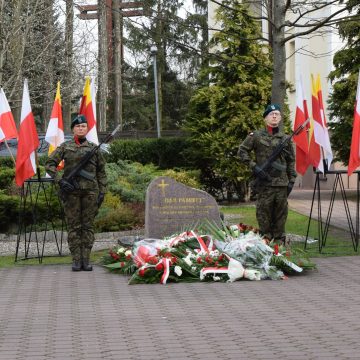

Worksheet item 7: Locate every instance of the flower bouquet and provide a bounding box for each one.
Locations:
[102,222,316,285]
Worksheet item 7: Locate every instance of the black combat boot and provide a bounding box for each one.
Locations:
[82,248,93,271]
[71,250,82,271]
[72,260,82,271]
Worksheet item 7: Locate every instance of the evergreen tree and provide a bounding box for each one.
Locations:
[183,0,272,201]
[328,0,360,165]
[122,0,207,130]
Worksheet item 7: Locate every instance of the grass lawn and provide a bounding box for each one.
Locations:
[221,205,359,257]
[0,205,358,268]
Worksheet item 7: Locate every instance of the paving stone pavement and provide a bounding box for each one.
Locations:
[1,190,360,359]
[1,257,360,360]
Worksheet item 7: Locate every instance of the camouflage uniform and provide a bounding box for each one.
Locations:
[238,128,297,241]
[45,139,107,265]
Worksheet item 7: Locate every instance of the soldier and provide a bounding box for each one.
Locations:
[45,115,107,271]
[237,104,297,244]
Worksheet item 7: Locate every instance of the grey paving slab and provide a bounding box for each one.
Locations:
[0,258,360,360]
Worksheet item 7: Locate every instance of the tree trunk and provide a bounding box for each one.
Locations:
[9,0,26,125]
[112,0,123,129]
[63,0,74,132]
[155,0,163,132]
[98,0,108,132]
[271,0,286,114]
[0,0,5,87]
[42,0,54,132]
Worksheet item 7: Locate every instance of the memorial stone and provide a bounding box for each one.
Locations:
[145,176,222,238]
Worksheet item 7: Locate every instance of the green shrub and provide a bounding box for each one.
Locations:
[106,161,159,203]
[0,157,15,168]
[0,194,20,232]
[94,193,143,232]
[162,169,201,189]
[0,168,15,189]
[108,137,190,169]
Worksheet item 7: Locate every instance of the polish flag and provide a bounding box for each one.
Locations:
[45,82,64,168]
[0,88,18,141]
[293,78,310,175]
[79,77,98,144]
[348,71,360,176]
[15,80,39,186]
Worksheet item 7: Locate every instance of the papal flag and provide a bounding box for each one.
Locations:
[15,79,39,186]
[348,71,360,176]
[79,77,98,145]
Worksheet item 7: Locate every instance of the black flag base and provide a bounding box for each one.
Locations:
[15,178,66,263]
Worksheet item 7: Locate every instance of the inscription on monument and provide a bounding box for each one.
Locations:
[145,176,221,238]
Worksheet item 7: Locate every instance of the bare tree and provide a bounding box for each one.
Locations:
[113,0,123,129]
[63,0,74,132]
[97,0,108,132]
[210,0,357,112]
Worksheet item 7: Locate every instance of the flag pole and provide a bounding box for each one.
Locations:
[4,139,16,165]
[35,151,41,180]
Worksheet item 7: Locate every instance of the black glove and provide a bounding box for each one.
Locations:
[97,192,105,207]
[58,179,75,193]
[253,165,270,181]
[287,182,294,197]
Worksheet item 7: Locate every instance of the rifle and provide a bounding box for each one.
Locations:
[253,118,310,186]
[59,125,121,193]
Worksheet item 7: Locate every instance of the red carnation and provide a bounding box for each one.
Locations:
[197,257,202,264]
[139,268,146,277]
[147,256,158,265]
[205,256,213,264]
[120,262,125,267]
[155,263,164,271]
[171,257,177,264]
[274,244,279,255]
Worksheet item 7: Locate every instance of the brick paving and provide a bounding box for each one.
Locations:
[1,191,360,359]
[0,258,360,359]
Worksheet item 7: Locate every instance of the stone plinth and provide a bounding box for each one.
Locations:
[145,176,221,238]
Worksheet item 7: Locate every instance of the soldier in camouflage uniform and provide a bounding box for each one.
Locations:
[45,115,107,271]
[237,104,297,243]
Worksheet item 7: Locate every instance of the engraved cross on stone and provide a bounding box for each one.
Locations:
[157,179,169,196]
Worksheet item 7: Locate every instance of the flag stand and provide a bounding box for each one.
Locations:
[304,169,360,252]
[15,178,65,263]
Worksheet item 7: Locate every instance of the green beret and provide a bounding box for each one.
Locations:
[263,104,281,118]
[71,114,87,129]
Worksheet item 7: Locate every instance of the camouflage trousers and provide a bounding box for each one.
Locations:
[62,190,98,262]
[256,186,288,240]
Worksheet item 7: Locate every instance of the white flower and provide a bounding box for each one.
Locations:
[213,275,221,281]
[124,250,132,257]
[191,266,197,271]
[209,250,220,257]
[183,252,193,266]
[116,247,126,254]
[174,266,182,276]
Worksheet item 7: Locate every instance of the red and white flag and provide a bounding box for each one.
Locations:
[293,78,310,175]
[311,74,333,173]
[45,82,64,168]
[15,80,39,186]
[0,88,18,142]
[348,71,360,176]
[79,77,98,144]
